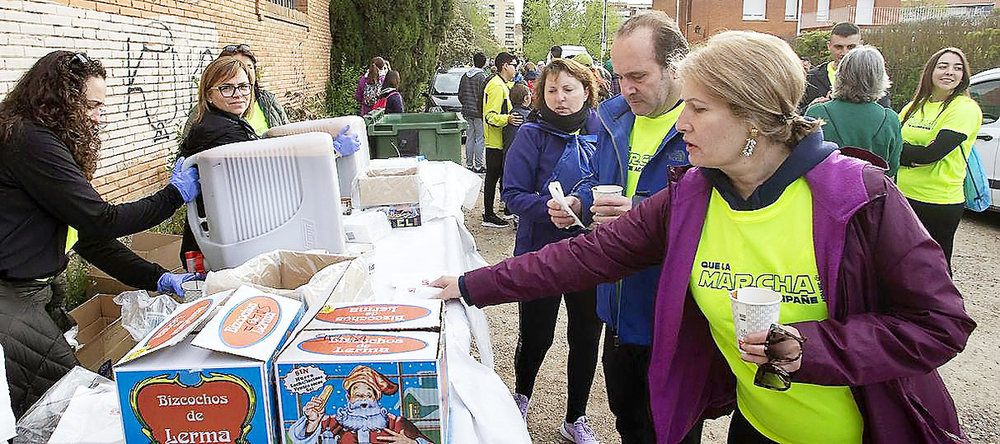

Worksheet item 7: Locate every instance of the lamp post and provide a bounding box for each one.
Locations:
[600,0,608,62]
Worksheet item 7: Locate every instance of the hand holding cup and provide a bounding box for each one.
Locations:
[590,185,630,224]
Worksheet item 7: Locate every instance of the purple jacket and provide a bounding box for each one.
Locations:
[464,149,975,443]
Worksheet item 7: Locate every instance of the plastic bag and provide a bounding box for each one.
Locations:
[15,366,122,444]
[204,249,371,310]
[113,290,179,341]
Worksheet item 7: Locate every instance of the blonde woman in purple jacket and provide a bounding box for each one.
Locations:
[432,31,974,443]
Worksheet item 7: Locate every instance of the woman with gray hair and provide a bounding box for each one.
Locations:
[806,46,902,176]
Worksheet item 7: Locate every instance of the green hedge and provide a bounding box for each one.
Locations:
[792,12,1000,111]
[327,0,452,114]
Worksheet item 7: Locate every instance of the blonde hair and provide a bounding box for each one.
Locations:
[676,31,820,147]
[531,58,599,110]
[194,56,254,125]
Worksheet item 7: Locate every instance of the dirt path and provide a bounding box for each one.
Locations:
[462,181,1000,444]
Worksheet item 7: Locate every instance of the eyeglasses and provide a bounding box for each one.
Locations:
[221,44,256,63]
[753,324,807,392]
[214,83,252,98]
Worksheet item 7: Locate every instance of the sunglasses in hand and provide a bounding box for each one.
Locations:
[753,323,807,391]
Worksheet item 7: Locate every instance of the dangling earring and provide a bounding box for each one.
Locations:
[742,128,758,157]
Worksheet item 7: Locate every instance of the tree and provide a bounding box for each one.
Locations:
[437,0,503,69]
[326,0,453,114]
[522,0,623,64]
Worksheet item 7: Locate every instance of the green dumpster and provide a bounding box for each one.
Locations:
[367,112,468,164]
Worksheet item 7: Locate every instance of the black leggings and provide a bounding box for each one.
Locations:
[907,198,964,269]
[483,148,505,217]
[728,408,776,444]
[514,287,602,423]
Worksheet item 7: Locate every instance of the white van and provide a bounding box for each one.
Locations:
[549,45,589,63]
[968,67,1000,210]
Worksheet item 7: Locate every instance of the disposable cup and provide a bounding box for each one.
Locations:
[592,184,624,201]
[729,287,782,350]
[348,243,376,275]
[181,280,205,302]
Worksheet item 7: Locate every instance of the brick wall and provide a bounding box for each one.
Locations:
[0,0,331,202]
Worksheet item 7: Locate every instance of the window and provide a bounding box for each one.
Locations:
[505,33,515,39]
[785,0,797,20]
[816,0,829,21]
[489,11,496,17]
[743,0,766,20]
[506,12,514,18]
[970,80,1000,124]
[266,0,305,11]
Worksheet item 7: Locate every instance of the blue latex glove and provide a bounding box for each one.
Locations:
[332,125,361,157]
[170,157,200,203]
[157,272,198,296]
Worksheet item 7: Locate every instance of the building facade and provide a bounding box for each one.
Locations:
[0,0,331,202]
[482,0,521,51]
[652,0,996,42]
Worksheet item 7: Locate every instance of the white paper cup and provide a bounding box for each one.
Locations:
[181,280,205,302]
[729,287,782,350]
[592,184,624,201]
[348,243,376,275]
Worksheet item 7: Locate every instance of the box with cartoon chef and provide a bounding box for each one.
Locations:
[114,286,305,444]
[303,299,443,331]
[275,329,447,444]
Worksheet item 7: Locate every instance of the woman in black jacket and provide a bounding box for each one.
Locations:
[0,51,200,417]
[179,56,259,261]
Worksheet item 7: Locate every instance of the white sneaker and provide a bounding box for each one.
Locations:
[559,416,601,443]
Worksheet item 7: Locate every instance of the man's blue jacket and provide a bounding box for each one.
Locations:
[573,95,688,346]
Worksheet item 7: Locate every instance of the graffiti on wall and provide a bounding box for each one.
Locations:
[124,21,216,141]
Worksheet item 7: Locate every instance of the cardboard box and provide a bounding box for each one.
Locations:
[305,300,442,331]
[355,159,421,228]
[70,294,136,377]
[275,330,448,444]
[85,231,183,296]
[114,287,305,444]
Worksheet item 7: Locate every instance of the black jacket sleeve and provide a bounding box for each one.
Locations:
[900,129,967,166]
[73,235,167,291]
[7,126,183,241]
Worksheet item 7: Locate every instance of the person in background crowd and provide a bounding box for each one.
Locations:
[459,52,489,173]
[604,60,620,97]
[500,58,603,444]
[357,56,389,116]
[522,62,539,91]
[897,47,982,269]
[182,44,289,138]
[548,45,563,64]
[799,22,890,113]
[178,57,359,261]
[806,46,902,176]
[0,51,201,417]
[482,52,524,228]
[378,70,404,114]
[571,53,612,103]
[432,30,974,444]
[562,11,693,443]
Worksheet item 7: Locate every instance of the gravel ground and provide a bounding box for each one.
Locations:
[460,168,1000,444]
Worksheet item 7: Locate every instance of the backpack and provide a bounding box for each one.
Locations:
[961,144,992,212]
[362,76,382,107]
[372,90,401,112]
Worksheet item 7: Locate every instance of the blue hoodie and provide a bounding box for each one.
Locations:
[574,95,689,346]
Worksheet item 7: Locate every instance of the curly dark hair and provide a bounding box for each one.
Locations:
[0,50,106,179]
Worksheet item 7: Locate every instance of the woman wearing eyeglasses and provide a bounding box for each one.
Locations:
[181,44,289,138]
[431,32,974,443]
[178,56,259,261]
[0,51,200,417]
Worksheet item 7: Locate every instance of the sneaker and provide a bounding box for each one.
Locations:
[559,416,601,443]
[501,206,516,220]
[512,393,529,421]
[475,167,487,174]
[482,213,510,228]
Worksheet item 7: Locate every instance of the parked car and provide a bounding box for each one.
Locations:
[968,67,1000,210]
[424,67,470,113]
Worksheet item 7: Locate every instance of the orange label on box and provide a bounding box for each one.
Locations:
[219,296,282,348]
[298,333,427,356]
[131,373,255,444]
[146,299,213,349]
[316,304,431,325]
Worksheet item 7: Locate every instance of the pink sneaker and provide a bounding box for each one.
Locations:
[559,416,601,443]
[512,393,529,420]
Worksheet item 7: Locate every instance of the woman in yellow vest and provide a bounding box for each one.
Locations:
[431,32,973,443]
[897,48,982,268]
